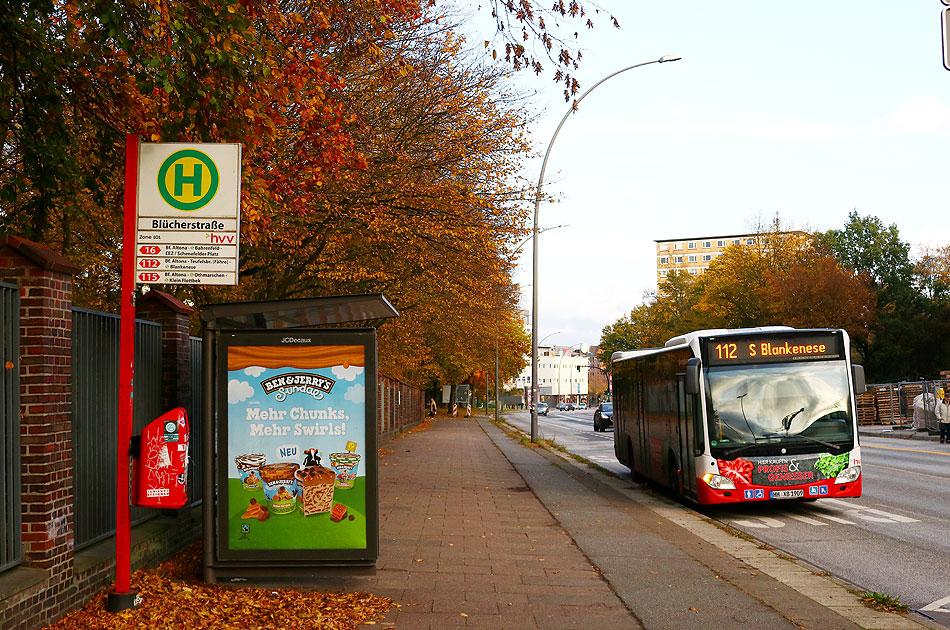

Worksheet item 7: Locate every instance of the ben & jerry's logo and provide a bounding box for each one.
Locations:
[260,372,335,402]
[157,149,220,211]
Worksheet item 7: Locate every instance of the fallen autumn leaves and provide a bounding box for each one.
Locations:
[43,541,393,630]
[43,415,455,629]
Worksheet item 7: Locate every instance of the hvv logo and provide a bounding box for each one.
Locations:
[278,445,298,459]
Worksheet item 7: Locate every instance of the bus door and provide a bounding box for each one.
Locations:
[676,374,697,497]
[636,364,648,476]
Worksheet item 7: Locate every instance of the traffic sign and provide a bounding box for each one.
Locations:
[134,142,241,285]
[138,144,240,218]
[944,8,950,71]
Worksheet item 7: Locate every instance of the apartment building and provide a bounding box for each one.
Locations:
[655,233,759,285]
[510,345,590,404]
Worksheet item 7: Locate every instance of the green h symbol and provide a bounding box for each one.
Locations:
[174,162,203,197]
[157,149,219,211]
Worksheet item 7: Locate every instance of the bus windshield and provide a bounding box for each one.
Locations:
[704,360,854,455]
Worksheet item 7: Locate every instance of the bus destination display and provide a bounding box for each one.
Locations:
[705,332,843,366]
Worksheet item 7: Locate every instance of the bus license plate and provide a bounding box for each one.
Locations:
[770,489,805,499]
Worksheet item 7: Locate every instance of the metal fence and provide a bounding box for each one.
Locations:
[856,379,950,429]
[378,373,425,441]
[186,336,203,506]
[71,308,163,550]
[0,283,20,572]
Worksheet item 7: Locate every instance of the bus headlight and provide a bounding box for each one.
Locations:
[702,473,736,490]
[835,465,861,483]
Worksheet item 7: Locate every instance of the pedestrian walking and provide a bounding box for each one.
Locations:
[429,398,437,418]
[937,393,950,444]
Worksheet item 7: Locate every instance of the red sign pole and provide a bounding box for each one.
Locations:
[108,134,140,612]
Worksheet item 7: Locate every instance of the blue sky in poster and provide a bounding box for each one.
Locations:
[226,363,366,478]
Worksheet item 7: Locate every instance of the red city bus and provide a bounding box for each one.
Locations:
[611,327,864,504]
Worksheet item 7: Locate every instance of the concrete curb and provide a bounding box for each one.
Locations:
[859,428,939,441]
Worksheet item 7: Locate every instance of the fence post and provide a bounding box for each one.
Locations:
[0,236,80,621]
[136,290,194,412]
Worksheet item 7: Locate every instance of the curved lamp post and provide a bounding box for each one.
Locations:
[530,55,682,442]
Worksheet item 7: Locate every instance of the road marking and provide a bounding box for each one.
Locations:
[819,499,919,523]
[787,513,826,525]
[847,509,899,523]
[863,443,949,456]
[921,594,950,612]
[860,508,918,523]
[730,516,785,528]
[820,498,862,509]
[806,501,859,523]
[819,514,858,524]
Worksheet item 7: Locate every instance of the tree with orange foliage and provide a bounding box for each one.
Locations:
[694,225,875,345]
[600,219,876,363]
[2,0,552,387]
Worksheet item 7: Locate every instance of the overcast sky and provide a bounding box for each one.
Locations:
[480,1,950,349]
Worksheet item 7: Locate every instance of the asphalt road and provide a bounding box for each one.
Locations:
[504,409,950,627]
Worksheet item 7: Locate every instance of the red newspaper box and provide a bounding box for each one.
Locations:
[133,407,190,508]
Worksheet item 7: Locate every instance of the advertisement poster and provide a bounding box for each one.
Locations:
[717,452,851,487]
[222,337,372,554]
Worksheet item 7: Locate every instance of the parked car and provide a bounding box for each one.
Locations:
[593,402,613,432]
[556,402,575,411]
[536,402,549,416]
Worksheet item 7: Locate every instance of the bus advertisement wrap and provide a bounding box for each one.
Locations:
[717,452,850,487]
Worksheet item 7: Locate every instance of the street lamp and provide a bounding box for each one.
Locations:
[530,54,682,442]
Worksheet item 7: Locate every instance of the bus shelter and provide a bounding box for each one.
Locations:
[200,294,398,581]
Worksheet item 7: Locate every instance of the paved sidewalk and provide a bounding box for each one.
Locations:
[313,417,932,629]
[351,417,637,629]
[859,425,940,441]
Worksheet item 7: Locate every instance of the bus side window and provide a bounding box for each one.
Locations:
[692,394,704,455]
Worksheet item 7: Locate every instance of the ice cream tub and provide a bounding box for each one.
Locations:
[235,453,266,490]
[259,463,299,514]
[295,465,336,515]
[329,452,361,489]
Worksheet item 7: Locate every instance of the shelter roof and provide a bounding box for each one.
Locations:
[200,293,398,330]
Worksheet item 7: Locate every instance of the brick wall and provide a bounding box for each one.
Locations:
[136,290,194,412]
[0,237,201,630]
[0,236,80,629]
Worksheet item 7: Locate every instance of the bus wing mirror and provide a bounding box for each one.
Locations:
[685,358,701,395]
[852,364,866,394]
